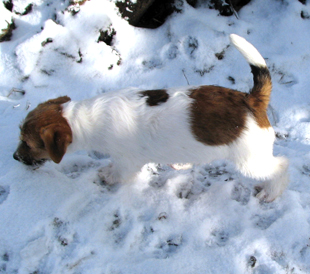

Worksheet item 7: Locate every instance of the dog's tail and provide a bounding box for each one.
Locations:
[230,34,272,111]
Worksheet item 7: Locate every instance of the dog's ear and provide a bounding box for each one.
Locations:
[40,124,72,163]
[45,96,71,105]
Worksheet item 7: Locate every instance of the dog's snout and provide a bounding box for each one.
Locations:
[13,150,47,167]
[13,151,20,162]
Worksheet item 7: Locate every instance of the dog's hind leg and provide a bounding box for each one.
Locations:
[254,156,289,202]
[234,152,289,202]
[230,119,289,202]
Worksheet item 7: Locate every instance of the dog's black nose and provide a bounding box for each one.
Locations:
[13,152,20,161]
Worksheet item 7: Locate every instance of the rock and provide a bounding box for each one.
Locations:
[98,25,116,46]
[186,0,197,6]
[115,0,197,29]
[14,3,33,16]
[209,0,251,16]
[114,0,251,28]
[115,0,172,29]
[0,1,15,42]
[3,0,13,12]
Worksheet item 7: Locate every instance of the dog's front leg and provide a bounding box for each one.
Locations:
[98,162,120,185]
[255,156,289,202]
[98,159,141,185]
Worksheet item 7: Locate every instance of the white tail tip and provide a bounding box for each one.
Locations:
[230,34,266,68]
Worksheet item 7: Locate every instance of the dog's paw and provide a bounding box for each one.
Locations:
[255,186,277,203]
[98,163,119,185]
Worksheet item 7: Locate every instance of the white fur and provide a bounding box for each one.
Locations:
[63,88,288,202]
[230,34,267,68]
[59,35,289,202]
[229,117,288,201]
[63,88,230,182]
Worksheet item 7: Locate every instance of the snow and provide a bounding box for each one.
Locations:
[1,0,310,273]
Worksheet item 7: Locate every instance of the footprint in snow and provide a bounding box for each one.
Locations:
[206,230,230,247]
[147,164,171,188]
[148,162,236,199]
[0,186,9,205]
[302,164,310,177]
[163,44,179,60]
[252,212,281,230]
[106,210,133,245]
[183,36,199,58]
[59,151,109,179]
[175,163,235,199]
[61,161,100,179]
[52,217,81,249]
[252,264,274,274]
[0,252,10,273]
[231,183,251,205]
[153,234,183,259]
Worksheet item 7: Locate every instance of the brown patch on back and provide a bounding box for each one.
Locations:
[15,96,72,165]
[140,89,169,106]
[189,85,272,146]
[189,86,252,146]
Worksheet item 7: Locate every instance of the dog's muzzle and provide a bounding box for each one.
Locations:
[13,151,21,162]
[13,151,46,167]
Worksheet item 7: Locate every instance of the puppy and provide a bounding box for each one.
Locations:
[14,34,289,202]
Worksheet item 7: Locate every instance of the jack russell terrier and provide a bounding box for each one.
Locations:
[13,34,289,202]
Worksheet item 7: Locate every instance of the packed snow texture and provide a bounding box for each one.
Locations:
[1,0,310,273]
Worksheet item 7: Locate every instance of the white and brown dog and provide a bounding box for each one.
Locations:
[13,34,289,202]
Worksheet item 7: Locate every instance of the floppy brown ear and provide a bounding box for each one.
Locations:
[40,124,72,163]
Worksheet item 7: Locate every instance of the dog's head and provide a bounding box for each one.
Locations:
[13,96,72,167]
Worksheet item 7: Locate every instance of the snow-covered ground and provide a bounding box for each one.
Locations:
[1,0,310,273]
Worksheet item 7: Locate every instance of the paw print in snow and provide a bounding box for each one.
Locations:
[0,186,9,205]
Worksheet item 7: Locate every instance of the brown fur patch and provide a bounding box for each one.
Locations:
[15,96,72,165]
[248,100,271,128]
[189,85,253,146]
[248,65,272,128]
[140,89,169,106]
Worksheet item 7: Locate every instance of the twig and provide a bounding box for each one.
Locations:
[228,0,239,19]
[7,88,25,98]
[182,69,190,85]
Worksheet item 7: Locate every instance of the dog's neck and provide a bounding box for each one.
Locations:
[62,97,109,153]
[62,92,139,154]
